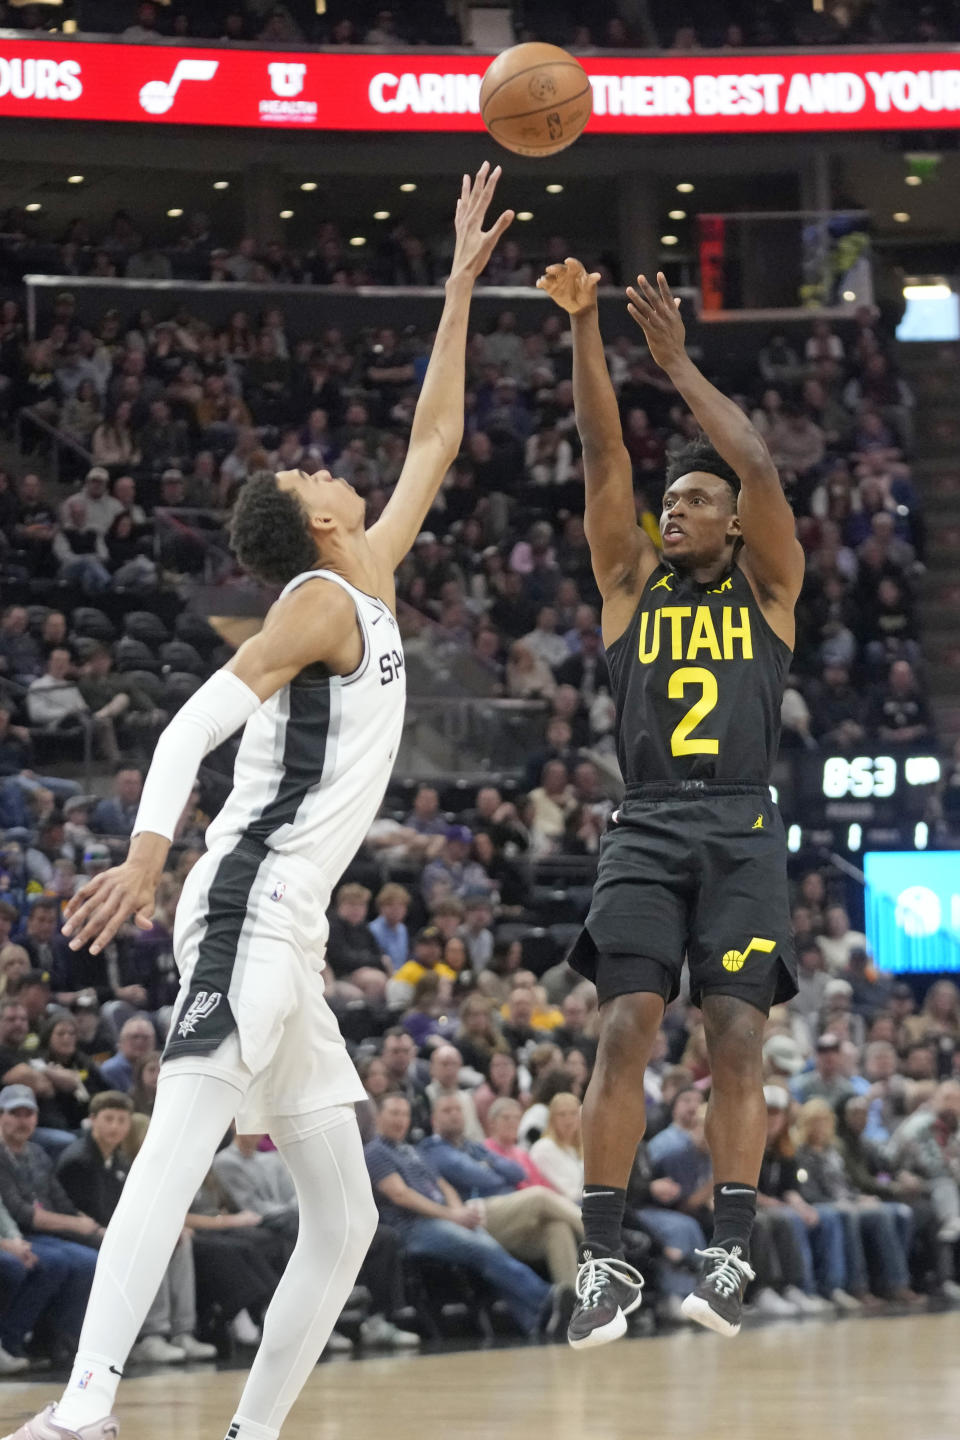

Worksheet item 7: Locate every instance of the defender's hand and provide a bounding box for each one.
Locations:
[625,271,686,373]
[449,162,514,282]
[536,257,601,314]
[63,862,156,955]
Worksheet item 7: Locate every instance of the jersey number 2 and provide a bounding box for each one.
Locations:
[669,666,719,756]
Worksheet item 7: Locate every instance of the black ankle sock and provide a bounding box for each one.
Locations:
[581,1185,627,1257]
[712,1183,757,1252]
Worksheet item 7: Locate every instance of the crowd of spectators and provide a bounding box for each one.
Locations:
[0,170,952,1374]
[2,0,956,51]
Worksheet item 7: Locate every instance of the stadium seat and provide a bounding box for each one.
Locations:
[159,640,206,676]
[71,606,116,642]
[114,638,160,674]
[124,611,170,648]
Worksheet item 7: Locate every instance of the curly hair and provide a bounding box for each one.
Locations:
[228,470,318,588]
[666,437,741,507]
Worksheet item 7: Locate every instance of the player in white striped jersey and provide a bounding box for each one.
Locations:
[7,164,513,1440]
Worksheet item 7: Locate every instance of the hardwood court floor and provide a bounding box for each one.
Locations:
[2,1313,957,1440]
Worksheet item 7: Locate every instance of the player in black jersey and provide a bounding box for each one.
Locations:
[535,261,805,1347]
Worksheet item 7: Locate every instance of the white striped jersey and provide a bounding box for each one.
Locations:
[205,569,406,889]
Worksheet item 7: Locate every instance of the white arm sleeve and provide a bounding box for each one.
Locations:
[132,669,262,844]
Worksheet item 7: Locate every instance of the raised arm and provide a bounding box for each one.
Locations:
[626,272,804,609]
[61,579,358,957]
[367,163,513,571]
[536,259,657,603]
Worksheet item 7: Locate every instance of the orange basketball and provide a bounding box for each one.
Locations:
[480,42,592,158]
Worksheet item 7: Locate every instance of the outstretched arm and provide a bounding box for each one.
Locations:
[626,271,804,606]
[536,259,657,599]
[367,163,513,571]
[61,579,358,956]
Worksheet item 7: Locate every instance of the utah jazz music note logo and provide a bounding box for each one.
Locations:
[722,936,776,972]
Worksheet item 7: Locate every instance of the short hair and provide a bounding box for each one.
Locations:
[375,883,410,910]
[488,1096,522,1123]
[431,898,465,919]
[90,1090,133,1117]
[666,438,741,504]
[0,902,18,925]
[337,883,371,907]
[229,470,318,588]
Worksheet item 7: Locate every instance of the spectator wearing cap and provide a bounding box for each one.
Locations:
[386,927,456,1009]
[325,883,389,1005]
[59,467,122,539]
[421,825,493,907]
[763,1034,806,1086]
[790,1034,858,1107]
[90,765,143,839]
[820,978,867,1049]
[0,1083,102,1266]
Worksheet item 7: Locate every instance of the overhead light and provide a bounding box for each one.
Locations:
[67,174,84,185]
[399,182,417,193]
[903,283,951,300]
[545,183,564,194]
[914,821,929,850]
[676,182,694,193]
[300,182,317,192]
[660,234,678,246]
[668,209,686,220]
[842,290,856,301]
[373,210,391,220]
[166,207,183,218]
[212,180,229,190]
[25,203,41,212]
[905,174,922,186]
[787,824,801,853]
[516,211,534,221]
[892,211,910,223]
[279,209,294,219]
[349,235,366,246]
[847,822,862,853]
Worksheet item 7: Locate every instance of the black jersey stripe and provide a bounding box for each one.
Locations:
[162,839,264,1061]
[244,670,334,843]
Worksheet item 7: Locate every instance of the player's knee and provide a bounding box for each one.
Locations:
[702,995,764,1078]
[597,993,661,1076]
[348,1186,379,1256]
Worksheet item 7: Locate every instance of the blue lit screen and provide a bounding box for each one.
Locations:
[864,851,960,973]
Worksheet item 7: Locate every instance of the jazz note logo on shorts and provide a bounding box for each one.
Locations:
[722,936,776,972]
[177,990,222,1038]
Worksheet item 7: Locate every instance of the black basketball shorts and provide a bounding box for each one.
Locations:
[568,783,797,1014]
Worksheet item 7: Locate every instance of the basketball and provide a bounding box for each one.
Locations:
[722,949,746,971]
[480,42,592,158]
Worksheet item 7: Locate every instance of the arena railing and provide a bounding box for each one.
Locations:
[15,406,93,487]
[23,274,701,344]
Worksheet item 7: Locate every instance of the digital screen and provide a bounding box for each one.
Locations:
[896,288,960,343]
[864,851,960,973]
[0,40,958,134]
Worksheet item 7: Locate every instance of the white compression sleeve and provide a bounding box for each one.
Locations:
[133,669,262,843]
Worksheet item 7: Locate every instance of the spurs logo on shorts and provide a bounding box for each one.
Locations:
[177,989,223,1038]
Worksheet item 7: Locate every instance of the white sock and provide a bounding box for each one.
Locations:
[54,1065,245,1430]
[231,1107,376,1434]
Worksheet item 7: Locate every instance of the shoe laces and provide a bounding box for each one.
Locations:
[575,1256,643,1311]
[695,1246,755,1298]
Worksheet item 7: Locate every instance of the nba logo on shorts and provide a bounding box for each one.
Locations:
[271,881,287,902]
[77,1370,93,1390]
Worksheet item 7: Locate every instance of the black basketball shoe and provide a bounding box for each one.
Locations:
[681,1245,755,1337]
[567,1249,644,1350]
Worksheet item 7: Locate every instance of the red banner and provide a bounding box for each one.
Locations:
[0,40,957,134]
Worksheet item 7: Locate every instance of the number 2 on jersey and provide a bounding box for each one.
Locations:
[669,666,719,756]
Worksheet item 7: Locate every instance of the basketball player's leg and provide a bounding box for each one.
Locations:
[567,963,671,1351]
[5,1056,248,1440]
[227,1106,377,1440]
